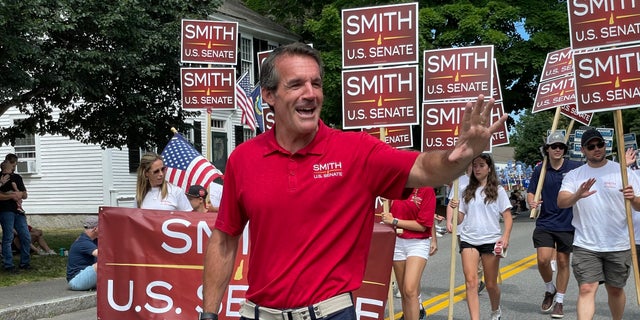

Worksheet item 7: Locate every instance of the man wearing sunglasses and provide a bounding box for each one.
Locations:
[558,128,640,320]
[527,131,581,318]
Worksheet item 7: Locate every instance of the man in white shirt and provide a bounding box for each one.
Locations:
[558,128,640,320]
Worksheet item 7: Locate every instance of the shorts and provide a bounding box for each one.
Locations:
[68,265,97,291]
[394,237,431,261]
[459,241,495,255]
[532,228,574,253]
[572,246,631,287]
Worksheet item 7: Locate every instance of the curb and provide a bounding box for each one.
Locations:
[0,293,95,320]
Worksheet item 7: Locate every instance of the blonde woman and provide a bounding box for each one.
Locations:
[135,152,191,211]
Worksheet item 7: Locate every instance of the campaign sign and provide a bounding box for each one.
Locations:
[97,207,395,320]
[262,105,274,131]
[568,1,640,50]
[256,50,273,76]
[342,65,419,129]
[492,59,503,102]
[574,128,614,154]
[532,76,576,113]
[540,47,574,82]
[181,68,235,110]
[342,3,419,69]
[423,46,494,102]
[363,126,414,149]
[421,101,470,151]
[491,101,509,147]
[573,44,640,113]
[560,104,593,126]
[624,132,638,151]
[181,20,238,65]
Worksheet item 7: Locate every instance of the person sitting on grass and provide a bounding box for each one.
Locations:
[67,216,98,291]
[13,225,57,255]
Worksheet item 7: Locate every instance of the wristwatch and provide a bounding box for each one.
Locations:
[392,218,399,226]
[199,312,218,320]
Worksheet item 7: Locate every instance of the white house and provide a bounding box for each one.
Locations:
[0,0,299,218]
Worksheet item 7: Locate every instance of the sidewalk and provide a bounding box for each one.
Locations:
[0,278,95,320]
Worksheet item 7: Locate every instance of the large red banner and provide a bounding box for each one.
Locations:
[342,3,418,69]
[573,44,640,113]
[181,68,236,110]
[342,65,419,129]
[423,46,494,102]
[97,207,394,320]
[181,20,238,65]
[567,1,640,50]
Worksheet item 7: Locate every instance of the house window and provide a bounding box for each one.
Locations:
[12,120,38,174]
[243,128,254,142]
[240,37,253,82]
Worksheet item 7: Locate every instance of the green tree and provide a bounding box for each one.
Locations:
[0,0,222,149]
[246,0,571,132]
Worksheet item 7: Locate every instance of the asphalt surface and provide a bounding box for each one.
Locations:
[0,278,95,320]
[5,215,640,319]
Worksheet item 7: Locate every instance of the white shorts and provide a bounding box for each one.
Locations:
[393,237,431,261]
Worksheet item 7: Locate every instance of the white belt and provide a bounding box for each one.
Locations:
[239,293,353,320]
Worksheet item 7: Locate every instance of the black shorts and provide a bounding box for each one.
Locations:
[459,241,495,255]
[532,228,574,253]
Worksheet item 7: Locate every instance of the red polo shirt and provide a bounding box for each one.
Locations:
[390,187,436,239]
[215,121,418,308]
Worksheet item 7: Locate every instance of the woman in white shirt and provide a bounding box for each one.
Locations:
[135,152,191,211]
[457,154,512,320]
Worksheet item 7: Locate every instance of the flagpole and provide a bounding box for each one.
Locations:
[530,107,562,219]
[380,127,396,320]
[447,178,459,320]
[614,110,640,305]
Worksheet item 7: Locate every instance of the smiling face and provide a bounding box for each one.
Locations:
[261,54,323,148]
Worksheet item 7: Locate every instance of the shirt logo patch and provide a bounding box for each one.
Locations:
[313,162,343,179]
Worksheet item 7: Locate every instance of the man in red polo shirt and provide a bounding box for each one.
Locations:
[201,42,507,320]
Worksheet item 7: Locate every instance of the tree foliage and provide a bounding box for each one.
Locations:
[1,0,222,149]
[245,0,571,130]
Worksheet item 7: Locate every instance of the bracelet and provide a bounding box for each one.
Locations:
[199,312,218,320]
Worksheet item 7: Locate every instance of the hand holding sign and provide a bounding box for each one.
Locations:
[447,95,508,164]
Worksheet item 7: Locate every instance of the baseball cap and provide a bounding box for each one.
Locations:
[186,185,208,198]
[84,216,99,229]
[581,128,603,146]
[546,131,566,146]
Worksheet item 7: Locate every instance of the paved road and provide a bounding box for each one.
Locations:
[41,215,640,319]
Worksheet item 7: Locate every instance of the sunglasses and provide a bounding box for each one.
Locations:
[585,141,605,151]
[548,144,567,150]
[150,166,167,175]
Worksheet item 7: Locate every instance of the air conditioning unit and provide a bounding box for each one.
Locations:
[16,160,37,174]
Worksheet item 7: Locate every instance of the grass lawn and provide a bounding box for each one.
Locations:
[0,228,82,287]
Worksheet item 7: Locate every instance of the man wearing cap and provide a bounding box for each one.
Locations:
[66,216,99,291]
[527,131,582,318]
[558,128,640,320]
[186,185,208,213]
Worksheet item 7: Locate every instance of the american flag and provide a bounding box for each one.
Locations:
[161,133,223,191]
[236,71,258,132]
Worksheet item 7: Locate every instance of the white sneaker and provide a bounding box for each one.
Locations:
[551,260,557,272]
[491,306,501,320]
